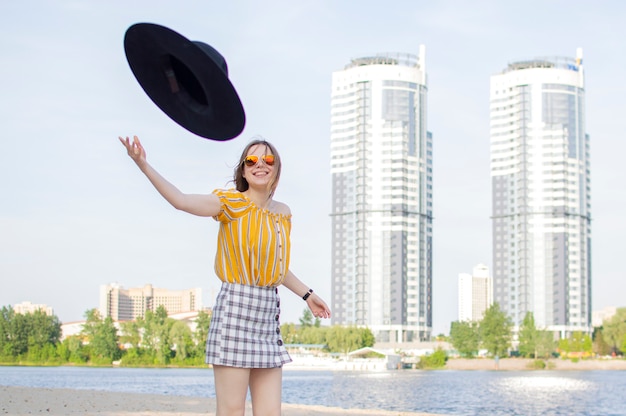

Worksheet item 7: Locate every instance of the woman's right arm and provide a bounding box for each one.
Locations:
[119,135,221,217]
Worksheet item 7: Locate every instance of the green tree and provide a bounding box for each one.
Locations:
[417,348,447,369]
[558,331,593,358]
[479,303,512,357]
[55,337,70,362]
[28,309,61,350]
[325,326,373,354]
[170,320,193,361]
[81,309,121,363]
[120,319,143,349]
[143,306,174,364]
[298,325,327,345]
[592,327,612,356]
[62,335,88,363]
[0,306,9,357]
[325,325,353,354]
[298,309,322,328]
[141,310,158,352]
[28,343,59,363]
[359,327,375,347]
[98,316,122,361]
[449,320,480,357]
[602,308,626,354]
[299,309,314,327]
[558,337,571,355]
[280,322,298,344]
[572,331,592,356]
[2,308,31,357]
[0,306,61,360]
[0,306,20,357]
[535,330,555,359]
[518,312,540,358]
[192,310,211,358]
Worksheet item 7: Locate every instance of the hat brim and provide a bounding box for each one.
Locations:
[124,23,245,141]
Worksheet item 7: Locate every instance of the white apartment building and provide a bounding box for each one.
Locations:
[13,301,54,316]
[99,283,202,321]
[490,49,591,335]
[458,264,493,322]
[592,306,617,328]
[330,47,433,342]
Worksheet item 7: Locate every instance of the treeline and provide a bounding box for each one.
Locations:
[0,306,62,360]
[449,303,626,359]
[280,309,374,354]
[0,305,374,366]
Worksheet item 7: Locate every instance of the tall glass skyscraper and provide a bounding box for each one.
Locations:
[490,49,591,335]
[330,47,433,342]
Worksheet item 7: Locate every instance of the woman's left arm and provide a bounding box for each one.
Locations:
[282,270,331,319]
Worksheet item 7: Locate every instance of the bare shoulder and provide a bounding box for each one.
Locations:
[271,200,291,216]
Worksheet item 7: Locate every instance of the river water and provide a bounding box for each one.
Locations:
[1,366,624,415]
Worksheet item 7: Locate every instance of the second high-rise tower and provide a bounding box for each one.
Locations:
[330,47,433,342]
[490,49,591,335]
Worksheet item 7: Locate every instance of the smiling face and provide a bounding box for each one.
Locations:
[243,144,276,189]
[234,139,282,194]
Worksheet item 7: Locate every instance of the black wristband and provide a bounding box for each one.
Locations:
[302,288,313,301]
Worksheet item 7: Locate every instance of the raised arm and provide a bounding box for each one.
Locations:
[118,135,221,217]
[282,270,331,319]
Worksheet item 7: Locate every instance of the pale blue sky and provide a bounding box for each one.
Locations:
[1,1,624,335]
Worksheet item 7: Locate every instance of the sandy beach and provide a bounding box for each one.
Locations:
[0,386,441,416]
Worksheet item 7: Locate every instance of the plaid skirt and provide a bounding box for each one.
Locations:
[205,282,292,368]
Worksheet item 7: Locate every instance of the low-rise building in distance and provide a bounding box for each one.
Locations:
[13,301,54,316]
[458,264,492,322]
[99,283,202,321]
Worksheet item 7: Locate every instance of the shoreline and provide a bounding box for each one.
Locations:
[2,357,626,373]
[3,357,626,371]
[443,357,626,371]
[0,385,441,416]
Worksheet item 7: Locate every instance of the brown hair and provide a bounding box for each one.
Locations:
[234,137,282,195]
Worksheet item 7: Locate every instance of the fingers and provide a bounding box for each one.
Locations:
[118,136,144,159]
[311,298,331,319]
[130,136,144,156]
[316,298,331,319]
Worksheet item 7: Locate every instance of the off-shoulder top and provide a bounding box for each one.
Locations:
[212,188,291,286]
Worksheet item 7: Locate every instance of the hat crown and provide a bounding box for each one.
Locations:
[193,41,229,76]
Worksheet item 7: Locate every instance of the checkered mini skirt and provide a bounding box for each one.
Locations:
[205,282,292,368]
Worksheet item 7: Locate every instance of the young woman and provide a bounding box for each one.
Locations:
[119,135,331,416]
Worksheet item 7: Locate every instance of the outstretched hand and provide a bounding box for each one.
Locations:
[306,294,332,319]
[118,135,146,166]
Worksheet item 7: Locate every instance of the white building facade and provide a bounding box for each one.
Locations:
[490,49,591,335]
[99,283,202,321]
[13,301,54,316]
[330,47,433,342]
[458,264,492,322]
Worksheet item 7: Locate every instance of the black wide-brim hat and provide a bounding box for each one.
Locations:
[124,23,245,140]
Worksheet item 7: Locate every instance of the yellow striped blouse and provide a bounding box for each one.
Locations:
[212,189,291,287]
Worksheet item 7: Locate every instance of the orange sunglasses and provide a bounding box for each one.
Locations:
[244,154,275,167]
